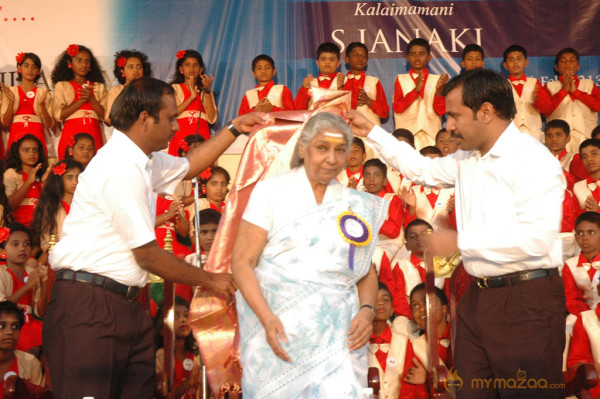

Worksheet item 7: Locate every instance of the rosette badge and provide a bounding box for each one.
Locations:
[337,208,371,270]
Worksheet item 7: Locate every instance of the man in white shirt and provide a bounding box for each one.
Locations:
[43,77,268,399]
[347,69,566,398]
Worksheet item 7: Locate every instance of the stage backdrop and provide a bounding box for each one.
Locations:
[1,0,599,132]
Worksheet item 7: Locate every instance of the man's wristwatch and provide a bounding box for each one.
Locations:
[227,121,242,138]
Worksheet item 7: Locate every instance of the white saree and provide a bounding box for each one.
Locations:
[236,167,389,398]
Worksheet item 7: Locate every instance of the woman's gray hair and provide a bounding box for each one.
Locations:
[290,112,354,168]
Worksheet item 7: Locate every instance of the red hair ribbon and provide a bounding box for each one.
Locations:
[15,53,25,64]
[176,50,186,60]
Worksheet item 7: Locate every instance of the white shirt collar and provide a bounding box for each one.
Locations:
[110,130,153,169]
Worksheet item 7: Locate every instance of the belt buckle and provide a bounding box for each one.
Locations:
[126,286,137,300]
[477,276,489,289]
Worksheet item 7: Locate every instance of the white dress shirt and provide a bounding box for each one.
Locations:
[366,122,565,277]
[49,130,190,287]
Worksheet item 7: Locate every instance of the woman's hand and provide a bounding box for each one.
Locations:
[347,307,374,351]
[262,313,291,362]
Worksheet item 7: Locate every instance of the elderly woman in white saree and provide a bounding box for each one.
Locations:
[232,112,389,398]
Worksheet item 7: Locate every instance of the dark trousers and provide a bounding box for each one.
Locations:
[454,274,566,399]
[43,279,155,399]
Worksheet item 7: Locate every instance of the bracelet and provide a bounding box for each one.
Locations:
[360,304,375,317]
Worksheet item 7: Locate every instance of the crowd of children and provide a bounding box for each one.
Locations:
[1,39,600,397]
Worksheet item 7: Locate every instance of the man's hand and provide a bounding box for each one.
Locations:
[230,112,272,133]
[426,230,459,257]
[204,271,237,299]
[344,109,374,137]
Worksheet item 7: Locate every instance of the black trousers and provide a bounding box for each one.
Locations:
[454,274,566,399]
[43,279,156,399]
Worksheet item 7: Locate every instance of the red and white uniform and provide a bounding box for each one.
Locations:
[168,83,218,155]
[3,86,53,155]
[0,350,43,394]
[368,319,411,399]
[155,196,192,259]
[238,81,294,115]
[508,74,553,142]
[387,253,445,319]
[53,81,106,159]
[573,177,600,214]
[376,189,411,260]
[386,167,414,195]
[546,77,600,153]
[156,349,199,394]
[337,165,365,191]
[568,306,600,399]
[0,266,43,352]
[294,72,339,110]
[3,168,41,227]
[399,324,452,398]
[411,185,455,231]
[562,253,600,317]
[393,68,445,149]
[343,71,389,126]
[555,149,588,182]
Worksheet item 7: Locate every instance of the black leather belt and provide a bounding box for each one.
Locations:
[56,269,140,300]
[474,268,559,289]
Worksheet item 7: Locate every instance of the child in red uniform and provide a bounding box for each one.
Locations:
[156,296,202,399]
[238,54,295,115]
[342,42,389,126]
[4,135,49,227]
[545,119,587,181]
[386,220,444,319]
[364,158,411,262]
[568,303,600,399]
[562,212,600,318]
[393,38,447,149]
[31,160,83,254]
[573,139,600,213]
[105,49,152,126]
[368,283,410,399]
[51,44,106,159]
[461,43,484,71]
[1,52,53,157]
[399,283,451,398]
[169,50,217,153]
[177,209,222,302]
[337,138,366,190]
[546,48,600,153]
[197,166,230,213]
[64,133,95,167]
[0,224,47,354]
[503,45,554,142]
[0,301,43,395]
[294,42,345,110]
